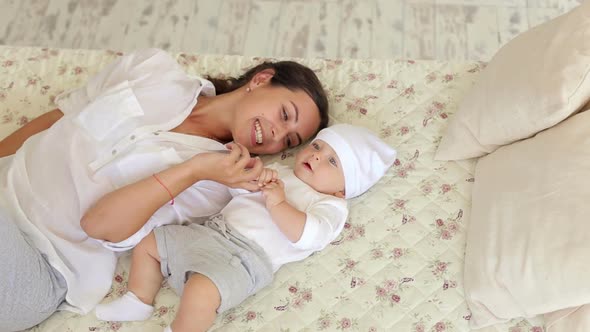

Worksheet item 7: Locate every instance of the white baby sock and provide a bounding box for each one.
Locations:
[95,291,154,321]
[163,326,173,332]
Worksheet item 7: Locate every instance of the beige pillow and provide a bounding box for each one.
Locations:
[463,110,590,329]
[435,2,590,161]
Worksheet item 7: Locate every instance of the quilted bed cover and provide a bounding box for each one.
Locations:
[0,46,544,332]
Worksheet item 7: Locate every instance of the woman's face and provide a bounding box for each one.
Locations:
[232,83,321,155]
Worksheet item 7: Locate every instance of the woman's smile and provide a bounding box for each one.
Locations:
[254,118,264,145]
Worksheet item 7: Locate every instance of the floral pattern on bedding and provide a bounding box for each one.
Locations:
[0,46,544,332]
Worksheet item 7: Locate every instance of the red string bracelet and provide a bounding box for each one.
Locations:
[152,173,174,205]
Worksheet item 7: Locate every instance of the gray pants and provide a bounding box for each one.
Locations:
[0,209,67,332]
[154,216,274,313]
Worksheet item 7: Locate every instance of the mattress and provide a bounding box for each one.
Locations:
[0,46,544,332]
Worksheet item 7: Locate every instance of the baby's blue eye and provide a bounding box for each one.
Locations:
[329,157,337,166]
[312,142,320,150]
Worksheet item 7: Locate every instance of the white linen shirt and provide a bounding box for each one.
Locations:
[0,49,232,314]
[223,163,348,272]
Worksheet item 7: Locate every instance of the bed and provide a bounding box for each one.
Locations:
[0,46,544,332]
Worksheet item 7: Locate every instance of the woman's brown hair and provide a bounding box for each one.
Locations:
[207,61,329,134]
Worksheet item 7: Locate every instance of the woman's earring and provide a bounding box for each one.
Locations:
[246,87,251,93]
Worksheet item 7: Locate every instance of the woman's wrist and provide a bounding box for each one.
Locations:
[186,154,209,181]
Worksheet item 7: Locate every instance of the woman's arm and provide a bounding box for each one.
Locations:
[81,143,263,243]
[0,109,63,158]
[0,49,185,159]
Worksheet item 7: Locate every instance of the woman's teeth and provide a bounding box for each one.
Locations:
[255,120,263,144]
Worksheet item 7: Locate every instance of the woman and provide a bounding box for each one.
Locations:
[0,48,328,331]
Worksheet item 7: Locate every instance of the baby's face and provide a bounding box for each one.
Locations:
[293,139,345,198]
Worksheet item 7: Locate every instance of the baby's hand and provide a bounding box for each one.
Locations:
[261,179,286,210]
[257,168,278,187]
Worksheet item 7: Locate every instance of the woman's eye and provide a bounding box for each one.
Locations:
[282,108,288,121]
[286,137,292,148]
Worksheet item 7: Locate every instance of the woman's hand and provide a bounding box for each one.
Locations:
[192,142,263,191]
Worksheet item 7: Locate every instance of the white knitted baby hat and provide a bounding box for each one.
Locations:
[315,124,397,199]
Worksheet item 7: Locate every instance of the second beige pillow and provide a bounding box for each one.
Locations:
[464,110,590,328]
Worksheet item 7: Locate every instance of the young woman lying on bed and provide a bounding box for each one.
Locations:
[0,48,328,332]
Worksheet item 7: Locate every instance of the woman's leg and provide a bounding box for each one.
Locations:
[95,232,163,321]
[170,273,221,332]
[0,211,66,332]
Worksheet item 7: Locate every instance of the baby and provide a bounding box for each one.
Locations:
[95,124,397,332]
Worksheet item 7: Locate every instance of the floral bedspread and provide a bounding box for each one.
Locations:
[0,46,544,332]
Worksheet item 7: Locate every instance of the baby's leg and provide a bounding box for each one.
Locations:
[169,273,221,332]
[127,232,164,303]
[96,232,162,321]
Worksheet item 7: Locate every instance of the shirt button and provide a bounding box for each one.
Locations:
[130,135,136,140]
[153,132,160,136]
[112,149,117,155]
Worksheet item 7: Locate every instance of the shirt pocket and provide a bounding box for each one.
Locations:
[74,80,144,142]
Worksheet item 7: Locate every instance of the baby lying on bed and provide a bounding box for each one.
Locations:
[95,124,396,332]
